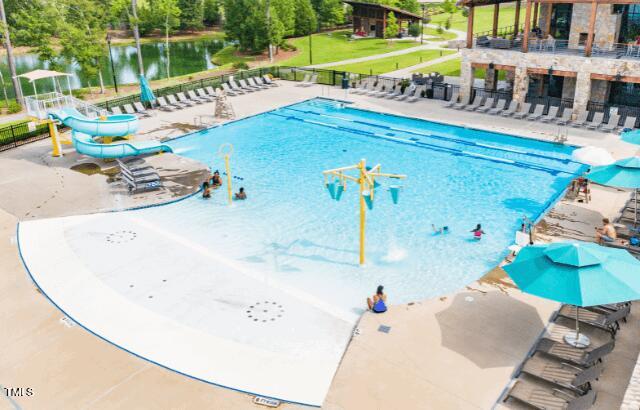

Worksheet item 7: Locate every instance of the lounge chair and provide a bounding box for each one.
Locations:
[222,83,239,96]
[601,112,621,133]
[500,100,519,117]
[452,95,471,110]
[205,86,218,97]
[167,94,189,108]
[302,74,318,87]
[237,79,256,92]
[527,104,545,121]
[488,99,507,115]
[297,73,311,86]
[196,88,215,102]
[177,92,198,106]
[504,378,597,409]
[534,337,615,367]
[248,77,266,90]
[407,85,425,102]
[384,85,403,99]
[513,102,533,119]
[122,103,137,115]
[571,110,590,128]
[476,97,495,113]
[110,106,123,115]
[351,81,370,94]
[521,354,604,393]
[396,85,416,101]
[370,84,391,97]
[620,115,637,132]
[156,96,175,111]
[586,111,605,130]
[365,83,384,96]
[557,305,626,335]
[228,80,245,94]
[555,108,573,125]
[262,75,278,86]
[444,89,460,108]
[540,106,560,123]
[132,102,151,117]
[463,96,485,111]
[186,90,207,103]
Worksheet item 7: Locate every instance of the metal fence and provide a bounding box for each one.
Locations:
[0,121,51,152]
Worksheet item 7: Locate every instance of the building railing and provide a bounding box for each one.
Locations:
[0,121,51,152]
[474,24,524,40]
[525,95,574,115]
[592,43,640,60]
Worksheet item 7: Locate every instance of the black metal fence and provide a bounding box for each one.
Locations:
[0,121,51,152]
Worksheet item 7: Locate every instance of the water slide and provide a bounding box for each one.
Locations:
[49,107,172,158]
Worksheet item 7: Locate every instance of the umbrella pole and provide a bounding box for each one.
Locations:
[635,189,638,226]
[576,307,580,342]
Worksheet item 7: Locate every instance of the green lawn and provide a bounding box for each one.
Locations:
[279,30,419,66]
[0,118,28,127]
[326,49,455,75]
[429,4,524,33]
[423,27,458,42]
[414,57,506,80]
[211,45,257,68]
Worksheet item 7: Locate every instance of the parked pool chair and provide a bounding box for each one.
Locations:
[177,92,198,106]
[301,74,318,87]
[534,337,615,367]
[513,102,533,119]
[204,86,218,97]
[351,81,370,94]
[365,83,383,96]
[110,106,123,115]
[132,102,152,117]
[122,104,137,116]
[187,89,208,103]
[384,86,403,99]
[520,354,604,393]
[463,95,485,111]
[527,104,545,121]
[620,115,637,132]
[395,85,416,101]
[586,111,605,130]
[500,100,519,117]
[587,302,631,321]
[407,85,425,102]
[444,89,460,108]
[504,378,597,410]
[167,94,189,108]
[601,112,621,133]
[371,84,391,97]
[238,79,257,92]
[156,96,176,111]
[196,88,215,102]
[296,73,311,86]
[540,106,559,123]
[476,97,495,113]
[256,76,273,88]
[487,99,507,115]
[228,80,245,94]
[249,77,268,89]
[262,75,278,87]
[555,108,573,125]
[557,305,626,336]
[571,110,590,128]
[452,95,470,110]
[222,83,239,96]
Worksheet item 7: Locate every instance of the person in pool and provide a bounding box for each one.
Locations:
[202,181,211,199]
[471,224,485,240]
[432,224,450,235]
[211,170,222,188]
[235,187,247,200]
[367,285,387,313]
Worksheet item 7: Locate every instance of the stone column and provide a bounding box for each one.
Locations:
[572,71,592,120]
[459,58,475,102]
[485,67,498,91]
[512,66,529,106]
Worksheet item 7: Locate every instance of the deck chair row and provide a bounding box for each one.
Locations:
[220,75,279,96]
[503,302,632,409]
[350,79,424,103]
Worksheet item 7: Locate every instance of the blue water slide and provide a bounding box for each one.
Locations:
[71,130,173,158]
[49,107,139,137]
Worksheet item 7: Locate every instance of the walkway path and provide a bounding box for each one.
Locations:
[382,51,460,77]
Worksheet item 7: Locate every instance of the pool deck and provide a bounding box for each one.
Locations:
[1,81,639,409]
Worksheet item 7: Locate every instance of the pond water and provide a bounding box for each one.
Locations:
[1,38,226,97]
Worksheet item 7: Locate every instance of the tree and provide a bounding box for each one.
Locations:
[384,11,399,42]
[0,0,22,104]
[293,0,317,36]
[157,0,180,78]
[203,0,221,26]
[408,22,420,38]
[178,0,204,31]
[223,0,269,52]
[395,0,419,14]
[441,0,458,15]
[271,0,295,37]
[311,0,343,30]
[131,0,145,76]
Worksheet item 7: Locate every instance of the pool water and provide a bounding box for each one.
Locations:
[159,98,584,312]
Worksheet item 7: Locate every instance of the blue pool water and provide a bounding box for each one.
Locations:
[157,98,584,311]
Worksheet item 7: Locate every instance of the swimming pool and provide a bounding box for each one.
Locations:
[18,98,586,404]
[165,98,583,309]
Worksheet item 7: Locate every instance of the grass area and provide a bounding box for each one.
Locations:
[211,45,257,68]
[326,49,455,75]
[414,57,506,80]
[429,4,525,33]
[423,27,458,42]
[279,30,419,66]
[0,118,28,127]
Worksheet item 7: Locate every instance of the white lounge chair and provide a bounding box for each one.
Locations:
[222,83,239,96]
[513,102,532,119]
[156,96,175,111]
[187,90,208,103]
[167,94,189,108]
[177,92,198,105]
[262,75,278,87]
[407,85,425,102]
[110,106,123,115]
[196,88,215,101]
[301,74,318,87]
[476,97,495,113]
[395,85,416,101]
[228,80,245,94]
[249,77,268,89]
[500,101,519,117]
[133,102,152,117]
[586,111,605,130]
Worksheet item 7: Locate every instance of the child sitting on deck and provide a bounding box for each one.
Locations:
[367,285,387,313]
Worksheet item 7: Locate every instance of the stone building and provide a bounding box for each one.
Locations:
[459,0,640,118]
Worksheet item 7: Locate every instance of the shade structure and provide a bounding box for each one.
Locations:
[17,69,71,83]
[621,130,640,145]
[139,74,156,103]
[504,241,640,307]
[588,157,640,189]
[571,146,615,166]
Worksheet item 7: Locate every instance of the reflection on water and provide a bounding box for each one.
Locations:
[2,38,225,97]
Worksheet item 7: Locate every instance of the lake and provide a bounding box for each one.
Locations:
[1,38,226,98]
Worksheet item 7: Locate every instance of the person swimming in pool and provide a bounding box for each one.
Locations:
[367,285,387,313]
[471,224,485,240]
[202,181,211,199]
[211,170,222,188]
[235,187,247,200]
[432,224,450,235]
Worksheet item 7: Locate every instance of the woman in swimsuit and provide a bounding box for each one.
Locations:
[367,285,387,313]
[471,224,485,240]
[211,170,222,188]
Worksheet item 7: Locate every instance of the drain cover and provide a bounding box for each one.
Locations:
[246,301,285,323]
[106,230,138,244]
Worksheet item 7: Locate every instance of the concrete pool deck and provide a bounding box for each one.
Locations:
[1,81,639,409]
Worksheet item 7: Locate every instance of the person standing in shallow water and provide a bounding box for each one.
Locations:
[367,285,387,313]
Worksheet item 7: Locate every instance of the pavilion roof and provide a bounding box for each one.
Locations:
[343,1,423,19]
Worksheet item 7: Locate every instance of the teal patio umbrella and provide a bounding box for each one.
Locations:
[621,129,640,146]
[139,74,155,104]
[504,241,640,347]
[588,157,640,225]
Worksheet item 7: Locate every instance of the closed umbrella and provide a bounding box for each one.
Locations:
[139,74,155,104]
[504,241,640,347]
[571,146,615,166]
[588,157,640,225]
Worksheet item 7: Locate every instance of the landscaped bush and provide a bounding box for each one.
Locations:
[7,101,21,114]
[408,23,421,38]
[233,62,249,70]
